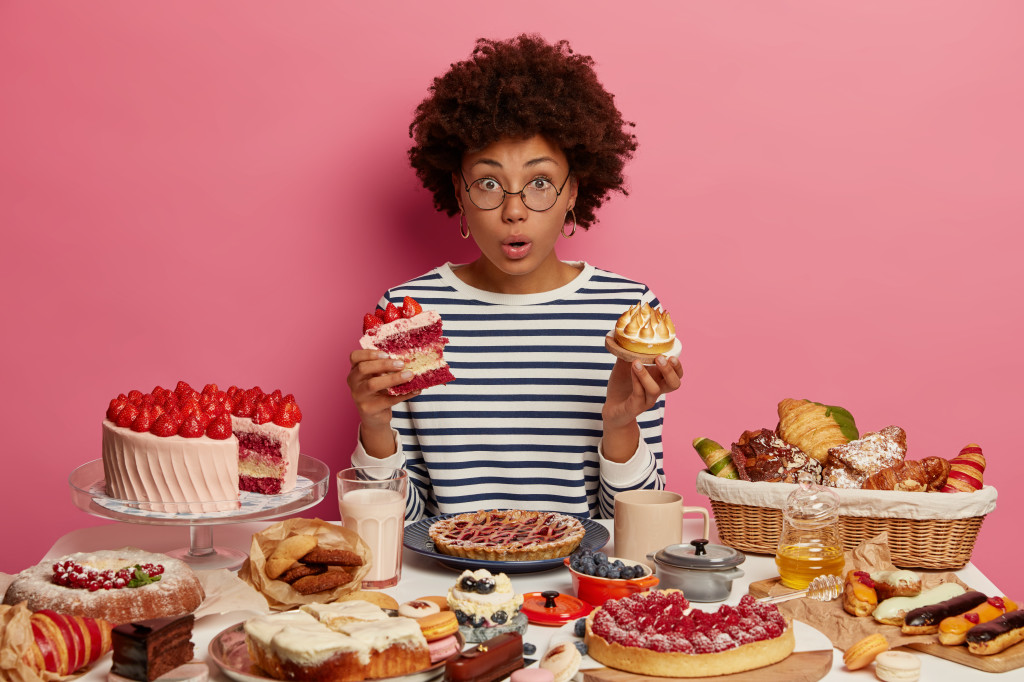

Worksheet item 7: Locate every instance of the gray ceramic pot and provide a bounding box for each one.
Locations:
[647,539,745,602]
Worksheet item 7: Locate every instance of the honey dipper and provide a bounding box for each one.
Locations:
[758,573,843,604]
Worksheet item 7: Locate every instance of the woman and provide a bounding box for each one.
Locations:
[347,35,682,520]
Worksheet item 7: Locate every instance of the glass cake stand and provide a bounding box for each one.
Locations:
[68,455,330,570]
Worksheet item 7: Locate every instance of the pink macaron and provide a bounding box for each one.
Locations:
[427,634,461,663]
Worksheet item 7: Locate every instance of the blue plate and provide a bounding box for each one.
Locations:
[403,511,609,573]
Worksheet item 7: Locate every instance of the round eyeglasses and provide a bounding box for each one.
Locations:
[459,168,571,211]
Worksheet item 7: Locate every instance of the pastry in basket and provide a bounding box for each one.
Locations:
[872,583,965,626]
[863,457,950,492]
[0,602,114,677]
[843,571,878,617]
[776,398,859,464]
[585,591,794,677]
[692,437,739,479]
[900,590,988,636]
[731,428,821,483]
[937,595,1017,644]
[822,425,906,489]
[940,443,986,493]
[428,509,584,561]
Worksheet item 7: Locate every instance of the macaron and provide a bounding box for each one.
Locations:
[427,634,461,663]
[539,642,582,682]
[511,669,554,682]
[417,595,451,611]
[874,650,921,682]
[419,610,459,641]
[843,633,888,670]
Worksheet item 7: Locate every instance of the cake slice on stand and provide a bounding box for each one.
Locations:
[360,296,455,396]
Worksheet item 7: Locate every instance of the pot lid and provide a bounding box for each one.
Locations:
[651,539,745,570]
[520,590,592,625]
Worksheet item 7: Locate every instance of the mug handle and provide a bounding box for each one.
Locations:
[681,506,711,541]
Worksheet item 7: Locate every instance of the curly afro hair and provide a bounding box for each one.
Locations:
[408,35,637,229]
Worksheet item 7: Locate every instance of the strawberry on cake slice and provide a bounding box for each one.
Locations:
[360,296,455,395]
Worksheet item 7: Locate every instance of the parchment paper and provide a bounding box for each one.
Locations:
[765,532,969,651]
[237,517,372,611]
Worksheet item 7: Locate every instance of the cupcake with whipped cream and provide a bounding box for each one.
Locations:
[447,569,526,642]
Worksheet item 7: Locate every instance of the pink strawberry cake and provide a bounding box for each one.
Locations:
[101,382,301,512]
[360,296,455,396]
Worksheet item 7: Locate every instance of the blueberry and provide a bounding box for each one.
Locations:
[574,641,588,655]
[475,578,496,594]
[523,643,537,656]
[594,552,608,565]
[454,610,469,625]
[471,616,487,628]
[607,568,621,580]
[621,566,636,580]
[596,565,609,578]
[491,610,508,624]
[459,576,477,591]
[613,560,625,569]
[573,617,587,637]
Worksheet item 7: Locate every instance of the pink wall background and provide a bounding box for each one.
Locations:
[2,2,1021,592]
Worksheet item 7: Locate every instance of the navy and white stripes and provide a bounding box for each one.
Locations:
[351,262,667,520]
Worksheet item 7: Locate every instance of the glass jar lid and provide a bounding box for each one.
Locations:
[651,539,745,570]
[784,470,840,522]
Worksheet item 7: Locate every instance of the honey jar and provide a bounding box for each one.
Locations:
[775,471,844,589]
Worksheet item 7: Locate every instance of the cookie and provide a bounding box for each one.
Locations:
[399,600,441,619]
[278,563,327,584]
[265,534,319,579]
[291,569,353,595]
[336,590,400,610]
[417,595,450,612]
[301,548,364,567]
[843,633,888,670]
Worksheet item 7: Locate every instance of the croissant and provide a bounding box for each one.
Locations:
[692,437,739,479]
[776,399,859,464]
[862,456,948,492]
[940,444,986,493]
[0,602,113,677]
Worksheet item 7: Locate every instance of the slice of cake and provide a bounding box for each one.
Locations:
[228,386,302,494]
[360,296,455,396]
[110,614,195,681]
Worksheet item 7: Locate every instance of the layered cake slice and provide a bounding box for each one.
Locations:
[230,386,302,494]
[360,296,455,395]
[110,614,195,681]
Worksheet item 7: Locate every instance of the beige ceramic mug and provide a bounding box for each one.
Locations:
[614,489,711,568]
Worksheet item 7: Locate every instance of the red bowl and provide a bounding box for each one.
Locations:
[563,556,659,606]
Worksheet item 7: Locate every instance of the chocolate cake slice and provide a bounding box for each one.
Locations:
[111,614,195,681]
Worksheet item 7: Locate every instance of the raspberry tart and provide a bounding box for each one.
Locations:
[585,591,795,677]
[101,382,301,512]
[428,510,585,562]
[359,296,454,396]
[3,549,204,625]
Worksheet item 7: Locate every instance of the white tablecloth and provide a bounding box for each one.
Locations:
[36,518,1007,681]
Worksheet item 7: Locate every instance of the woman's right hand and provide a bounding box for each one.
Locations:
[347,350,421,456]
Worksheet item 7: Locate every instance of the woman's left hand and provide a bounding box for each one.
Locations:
[602,355,683,430]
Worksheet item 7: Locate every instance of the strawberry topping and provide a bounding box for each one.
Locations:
[401,296,422,317]
[363,313,383,334]
[205,413,233,439]
[383,302,400,322]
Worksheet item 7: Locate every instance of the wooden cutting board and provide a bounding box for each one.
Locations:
[748,577,1024,673]
[580,650,833,682]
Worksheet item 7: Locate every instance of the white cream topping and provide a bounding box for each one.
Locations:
[301,601,390,625]
[872,583,966,622]
[870,570,920,587]
[335,618,427,651]
[447,569,523,618]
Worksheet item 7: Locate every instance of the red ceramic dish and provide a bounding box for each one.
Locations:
[563,556,659,606]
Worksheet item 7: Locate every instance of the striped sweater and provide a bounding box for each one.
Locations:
[351,262,668,520]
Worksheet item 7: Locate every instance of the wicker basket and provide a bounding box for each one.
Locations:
[695,471,997,570]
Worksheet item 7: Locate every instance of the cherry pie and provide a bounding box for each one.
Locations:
[585,591,794,677]
[428,510,586,562]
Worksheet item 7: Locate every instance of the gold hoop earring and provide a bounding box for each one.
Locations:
[561,209,577,238]
[459,210,470,239]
